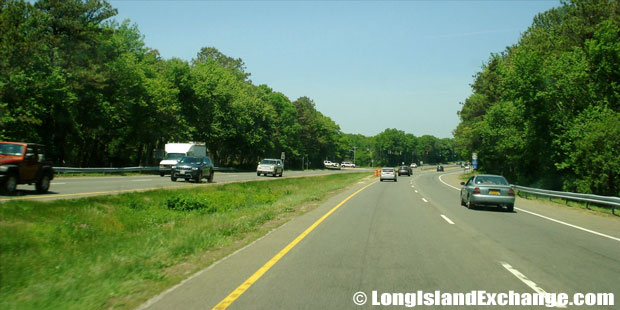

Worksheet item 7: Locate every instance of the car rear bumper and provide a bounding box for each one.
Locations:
[471,194,515,205]
[380,175,396,180]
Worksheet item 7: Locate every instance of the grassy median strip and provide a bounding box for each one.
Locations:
[0,172,370,310]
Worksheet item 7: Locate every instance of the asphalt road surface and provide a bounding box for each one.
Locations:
[0,168,371,202]
[137,169,620,310]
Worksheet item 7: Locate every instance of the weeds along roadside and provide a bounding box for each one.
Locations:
[0,172,371,310]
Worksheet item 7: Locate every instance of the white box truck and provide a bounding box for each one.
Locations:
[159,143,207,176]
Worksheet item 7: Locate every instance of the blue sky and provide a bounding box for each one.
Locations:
[110,0,560,138]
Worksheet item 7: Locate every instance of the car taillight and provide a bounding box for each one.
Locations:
[473,187,480,194]
[509,189,515,196]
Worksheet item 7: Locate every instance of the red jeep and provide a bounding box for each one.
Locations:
[0,142,54,195]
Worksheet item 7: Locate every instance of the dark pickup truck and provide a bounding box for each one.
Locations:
[0,142,54,195]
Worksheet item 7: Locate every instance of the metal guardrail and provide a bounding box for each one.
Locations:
[54,166,238,173]
[514,185,619,215]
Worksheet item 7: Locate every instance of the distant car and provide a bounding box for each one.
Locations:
[171,156,214,183]
[257,158,284,177]
[410,163,417,169]
[380,167,397,182]
[460,174,515,212]
[398,165,411,176]
[341,161,355,168]
[436,165,444,172]
[323,160,340,169]
[0,142,54,195]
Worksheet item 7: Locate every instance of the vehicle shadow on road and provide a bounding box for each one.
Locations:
[468,205,517,213]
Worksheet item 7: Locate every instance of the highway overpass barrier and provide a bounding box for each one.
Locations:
[513,185,620,215]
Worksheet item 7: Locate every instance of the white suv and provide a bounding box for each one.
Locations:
[257,159,283,177]
[341,162,356,168]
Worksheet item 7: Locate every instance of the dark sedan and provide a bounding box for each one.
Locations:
[436,165,444,172]
[460,174,515,212]
[171,156,214,183]
[398,165,411,176]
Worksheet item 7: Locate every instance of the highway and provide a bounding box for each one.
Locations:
[137,169,620,309]
[0,168,370,202]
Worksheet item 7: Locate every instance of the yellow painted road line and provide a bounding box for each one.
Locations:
[212,181,378,310]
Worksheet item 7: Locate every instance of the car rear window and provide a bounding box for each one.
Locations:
[474,176,509,185]
[382,168,394,172]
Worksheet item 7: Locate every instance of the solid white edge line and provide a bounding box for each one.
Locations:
[501,262,567,308]
[514,207,620,242]
[438,172,461,190]
[437,171,620,243]
[440,214,455,224]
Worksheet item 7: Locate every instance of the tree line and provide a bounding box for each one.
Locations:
[453,0,619,196]
[1,0,452,169]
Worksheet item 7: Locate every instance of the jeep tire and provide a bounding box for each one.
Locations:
[35,174,51,194]
[2,174,18,195]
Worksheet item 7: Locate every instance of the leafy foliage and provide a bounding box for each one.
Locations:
[1,0,450,169]
[454,0,620,194]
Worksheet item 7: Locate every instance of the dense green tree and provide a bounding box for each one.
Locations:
[454,0,619,193]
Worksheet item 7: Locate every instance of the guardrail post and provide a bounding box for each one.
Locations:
[585,202,590,210]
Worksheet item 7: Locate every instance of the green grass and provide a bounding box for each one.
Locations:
[0,172,370,310]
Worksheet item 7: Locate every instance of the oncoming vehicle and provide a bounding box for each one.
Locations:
[159,143,206,176]
[380,167,397,182]
[341,161,356,168]
[0,142,54,195]
[257,159,283,177]
[460,174,515,212]
[323,160,340,169]
[410,163,417,169]
[436,165,444,172]
[171,156,214,183]
[398,165,411,176]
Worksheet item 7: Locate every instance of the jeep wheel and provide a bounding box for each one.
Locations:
[207,171,214,183]
[3,175,17,195]
[195,172,202,183]
[160,172,165,177]
[171,176,177,182]
[257,172,261,176]
[36,174,51,194]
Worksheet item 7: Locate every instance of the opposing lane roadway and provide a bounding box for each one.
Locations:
[0,169,370,202]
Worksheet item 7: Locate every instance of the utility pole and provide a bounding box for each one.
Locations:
[351,146,357,166]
